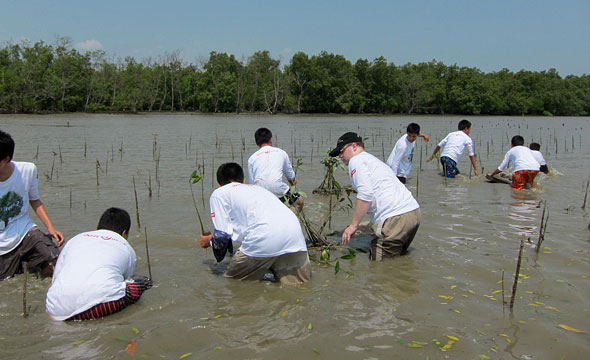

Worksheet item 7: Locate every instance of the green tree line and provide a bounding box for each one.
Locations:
[1,39,589,115]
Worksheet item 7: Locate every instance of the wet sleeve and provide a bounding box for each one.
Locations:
[386,143,404,174]
[466,138,475,157]
[438,134,449,148]
[497,150,512,171]
[283,152,296,181]
[247,158,255,184]
[209,194,234,236]
[124,247,136,279]
[351,163,374,202]
[29,164,41,201]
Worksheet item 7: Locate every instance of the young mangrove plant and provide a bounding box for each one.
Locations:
[190,170,210,236]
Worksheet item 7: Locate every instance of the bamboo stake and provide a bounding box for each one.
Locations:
[582,175,589,210]
[34,144,39,160]
[133,176,141,230]
[501,269,505,311]
[510,235,525,310]
[144,227,152,280]
[58,144,63,164]
[95,160,100,187]
[69,187,72,209]
[536,201,548,252]
[23,263,29,318]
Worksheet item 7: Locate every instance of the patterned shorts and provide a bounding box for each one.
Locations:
[440,156,459,178]
[512,170,539,190]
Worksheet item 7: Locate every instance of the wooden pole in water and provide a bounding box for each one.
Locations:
[144,227,152,281]
[510,235,525,311]
[23,263,29,318]
[536,204,549,252]
[133,176,141,230]
[501,269,505,311]
[582,175,589,210]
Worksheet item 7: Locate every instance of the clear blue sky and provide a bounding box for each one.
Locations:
[1,0,588,75]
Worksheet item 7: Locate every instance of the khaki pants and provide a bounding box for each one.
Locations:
[225,250,311,285]
[370,208,421,261]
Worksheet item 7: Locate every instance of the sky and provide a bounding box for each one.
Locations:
[1,0,588,76]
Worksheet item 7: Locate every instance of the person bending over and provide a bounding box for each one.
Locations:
[200,163,311,284]
[248,128,303,210]
[330,132,421,260]
[46,208,151,321]
[427,119,479,178]
[487,135,540,190]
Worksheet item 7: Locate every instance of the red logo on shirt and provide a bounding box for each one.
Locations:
[101,236,112,240]
[211,212,215,218]
[351,169,356,177]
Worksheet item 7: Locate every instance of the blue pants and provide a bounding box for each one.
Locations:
[440,156,459,178]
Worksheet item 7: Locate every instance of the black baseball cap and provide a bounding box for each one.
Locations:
[329,132,363,157]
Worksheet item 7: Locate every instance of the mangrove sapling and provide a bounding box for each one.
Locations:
[119,141,124,160]
[189,171,210,236]
[510,235,526,311]
[313,152,346,195]
[501,269,505,311]
[84,138,87,158]
[33,144,39,160]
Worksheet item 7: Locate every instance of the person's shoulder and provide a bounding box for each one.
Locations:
[14,161,36,170]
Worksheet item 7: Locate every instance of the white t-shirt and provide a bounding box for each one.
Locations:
[530,150,546,166]
[248,146,296,196]
[46,230,136,321]
[439,131,475,163]
[209,182,307,257]
[386,134,415,178]
[498,146,540,172]
[0,162,39,255]
[348,152,420,224]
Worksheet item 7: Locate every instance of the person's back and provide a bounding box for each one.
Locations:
[501,146,540,172]
[248,145,294,196]
[46,229,135,320]
[350,151,419,223]
[210,182,306,257]
[529,142,549,174]
[427,120,479,178]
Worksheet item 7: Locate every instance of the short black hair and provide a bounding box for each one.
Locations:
[97,207,131,236]
[254,128,272,146]
[406,123,421,135]
[0,129,15,161]
[458,120,471,131]
[511,135,525,147]
[529,142,541,151]
[217,162,244,186]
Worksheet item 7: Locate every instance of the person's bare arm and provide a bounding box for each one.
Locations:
[29,199,64,246]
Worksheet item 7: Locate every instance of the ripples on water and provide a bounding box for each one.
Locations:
[0,114,589,359]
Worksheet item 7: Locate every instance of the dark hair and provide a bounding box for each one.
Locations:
[406,123,421,135]
[217,162,244,186]
[97,207,131,236]
[529,142,541,151]
[511,135,525,147]
[458,120,471,131]
[254,128,272,146]
[0,130,15,161]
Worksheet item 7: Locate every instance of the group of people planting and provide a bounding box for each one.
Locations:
[0,121,549,320]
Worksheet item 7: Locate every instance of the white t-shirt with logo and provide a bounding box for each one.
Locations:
[386,134,415,178]
[498,146,540,172]
[439,131,475,163]
[248,146,296,196]
[46,230,136,321]
[530,150,546,166]
[209,183,307,257]
[348,152,420,224]
[0,162,39,255]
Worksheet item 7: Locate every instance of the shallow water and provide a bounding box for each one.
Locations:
[1,114,589,359]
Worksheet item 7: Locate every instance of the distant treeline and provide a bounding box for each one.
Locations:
[1,39,589,115]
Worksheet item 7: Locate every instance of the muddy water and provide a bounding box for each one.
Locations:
[0,114,589,359]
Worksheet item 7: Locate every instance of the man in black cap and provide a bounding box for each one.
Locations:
[329,132,421,260]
